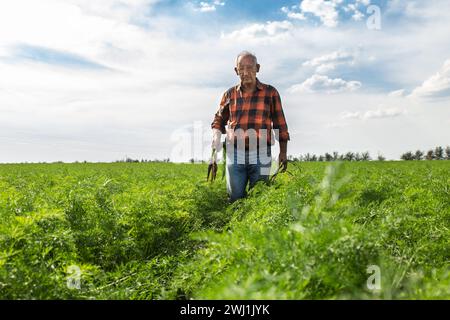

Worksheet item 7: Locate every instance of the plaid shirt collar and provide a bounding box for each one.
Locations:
[236,78,264,92]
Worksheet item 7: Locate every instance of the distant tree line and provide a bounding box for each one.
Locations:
[287,145,450,162]
[24,146,448,164]
[400,146,450,161]
[115,157,170,163]
[117,146,450,163]
[288,151,378,162]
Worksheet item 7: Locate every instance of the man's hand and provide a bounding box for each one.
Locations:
[279,152,288,172]
[212,128,222,152]
[207,147,218,182]
[278,140,288,172]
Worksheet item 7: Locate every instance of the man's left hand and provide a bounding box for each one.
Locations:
[279,152,288,172]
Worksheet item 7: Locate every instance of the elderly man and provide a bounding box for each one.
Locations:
[211,51,290,203]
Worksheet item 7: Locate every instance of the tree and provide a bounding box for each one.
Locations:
[446,146,450,160]
[377,154,386,161]
[425,149,434,160]
[361,151,371,161]
[354,152,362,161]
[414,150,423,160]
[344,152,354,161]
[318,155,324,162]
[324,153,333,161]
[434,146,444,160]
[401,151,414,161]
[332,151,339,161]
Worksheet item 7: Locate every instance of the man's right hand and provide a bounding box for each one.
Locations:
[212,128,222,152]
[279,152,288,172]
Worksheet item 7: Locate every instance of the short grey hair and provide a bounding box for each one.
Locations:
[236,51,258,66]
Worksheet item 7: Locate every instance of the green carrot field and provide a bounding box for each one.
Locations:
[0,161,449,299]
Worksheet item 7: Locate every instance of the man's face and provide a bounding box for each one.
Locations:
[235,55,260,86]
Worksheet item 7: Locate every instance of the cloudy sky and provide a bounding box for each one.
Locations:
[0,0,449,163]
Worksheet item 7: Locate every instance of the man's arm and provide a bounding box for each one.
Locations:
[279,140,287,155]
[211,91,230,134]
[271,88,290,171]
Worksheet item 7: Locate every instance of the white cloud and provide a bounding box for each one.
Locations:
[199,2,216,12]
[302,49,358,73]
[364,108,405,119]
[221,20,293,42]
[343,3,356,13]
[284,91,449,160]
[357,0,370,5]
[65,0,160,22]
[300,0,343,27]
[410,59,450,99]
[0,0,157,61]
[386,0,429,19]
[340,111,360,119]
[352,10,364,21]
[281,6,306,20]
[388,89,406,97]
[343,0,368,20]
[195,1,225,13]
[341,107,405,120]
[288,12,307,20]
[288,74,361,94]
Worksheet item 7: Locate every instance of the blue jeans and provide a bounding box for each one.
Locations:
[226,145,272,202]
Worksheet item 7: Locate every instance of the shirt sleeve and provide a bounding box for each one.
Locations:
[211,90,230,134]
[270,87,290,142]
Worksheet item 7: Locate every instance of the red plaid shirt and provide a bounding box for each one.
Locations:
[211,78,290,149]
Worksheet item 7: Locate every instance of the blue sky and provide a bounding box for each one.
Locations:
[10,44,111,70]
[0,0,449,162]
[153,0,300,20]
[145,0,389,38]
[151,0,388,24]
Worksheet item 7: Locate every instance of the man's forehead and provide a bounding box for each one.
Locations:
[237,55,256,65]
